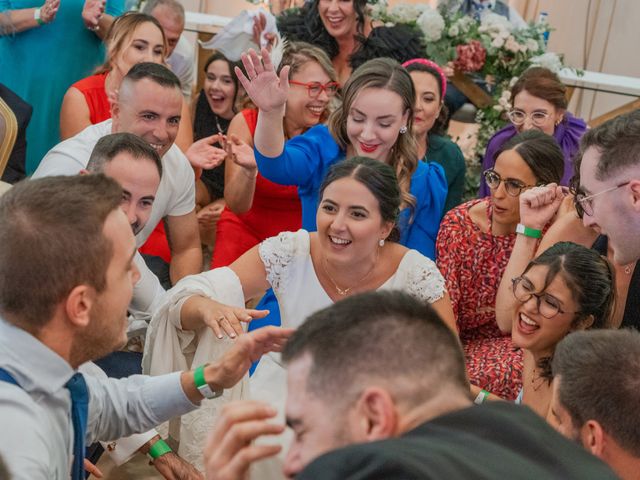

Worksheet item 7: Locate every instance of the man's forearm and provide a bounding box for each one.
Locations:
[170,246,202,285]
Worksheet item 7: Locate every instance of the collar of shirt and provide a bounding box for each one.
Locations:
[0,318,76,395]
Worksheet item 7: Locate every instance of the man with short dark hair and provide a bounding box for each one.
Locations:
[143,0,194,99]
[0,175,291,480]
[551,329,640,480]
[576,109,640,265]
[33,62,223,285]
[205,291,617,479]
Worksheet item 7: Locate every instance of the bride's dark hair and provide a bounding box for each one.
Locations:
[319,157,401,242]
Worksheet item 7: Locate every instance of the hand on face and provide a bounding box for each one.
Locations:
[519,184,567,230]
[204,401,283,480]
[237,48,290,114]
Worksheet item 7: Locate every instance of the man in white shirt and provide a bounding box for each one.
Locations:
[144,0,195,99]
[34,62,203,285]
[0,174,291,480]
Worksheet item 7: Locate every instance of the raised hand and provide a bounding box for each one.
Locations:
[519,184,567,230]
[40,0,60,23]
[82,0,105,30]
[186,134,228,170]
[204,401,283,480]
[236,48,290,113]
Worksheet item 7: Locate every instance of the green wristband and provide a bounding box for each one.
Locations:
[194,364,207,388]
[148,439,172,460]
[516,223,542,239]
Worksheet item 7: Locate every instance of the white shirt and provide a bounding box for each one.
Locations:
[0,319,198,480]
[32,119,196,248]
[167,36,195,99]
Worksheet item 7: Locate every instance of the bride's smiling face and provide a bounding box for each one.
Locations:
[316,177,393,265]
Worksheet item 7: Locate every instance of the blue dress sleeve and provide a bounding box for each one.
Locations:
[254,124,340,189]
[105,0,125,16]
[398,161,447,260]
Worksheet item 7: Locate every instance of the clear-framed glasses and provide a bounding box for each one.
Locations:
[507,109,550,127]
[483,169,534,197]
[573,181,630,218]
[289,80,339,98]
[512,276,579,319]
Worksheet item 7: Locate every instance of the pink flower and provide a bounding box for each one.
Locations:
[453,40,487,73]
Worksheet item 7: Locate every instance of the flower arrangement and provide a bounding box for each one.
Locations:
[369,3,569,160]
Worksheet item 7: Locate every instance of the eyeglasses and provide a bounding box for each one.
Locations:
[289,80,339,98]
[573,181,630,218]
[507,109,551,127]
[483,169,534,197]
[512,276,579,319]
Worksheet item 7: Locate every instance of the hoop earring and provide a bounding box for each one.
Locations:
[379,239,385,247]
[399,126,407,134]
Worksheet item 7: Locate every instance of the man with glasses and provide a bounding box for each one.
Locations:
[575,110,640,265]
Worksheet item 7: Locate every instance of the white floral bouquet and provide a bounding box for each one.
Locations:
[369,2,571,163]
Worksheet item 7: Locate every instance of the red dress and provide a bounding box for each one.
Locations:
[73,72,173,263]
[211,109,302,267]
[71,73,111,124]
[436,198,522,399]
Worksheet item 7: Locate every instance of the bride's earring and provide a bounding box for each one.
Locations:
[379,239,385,247]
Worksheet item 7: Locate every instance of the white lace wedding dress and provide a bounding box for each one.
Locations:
[143,229,446,476]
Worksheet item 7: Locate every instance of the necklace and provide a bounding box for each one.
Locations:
[624,263,634,275]
[322,254,378,296]
[213,113,225,135]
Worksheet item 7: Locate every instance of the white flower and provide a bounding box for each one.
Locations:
[526,38,540,53]
[504,35,522,53]
[529,52,563,72]
[388,3,424,24]
[368,3,387,21]
[448,25,459,37]
[508,76,519,87]
[480,12,514,32]
[457,16,474,34]
[491,36,505,48]
[493,104,505,112]
[416,7,445,42]
[498,89,511,109]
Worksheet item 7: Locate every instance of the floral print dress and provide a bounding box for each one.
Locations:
[437,198,522,399]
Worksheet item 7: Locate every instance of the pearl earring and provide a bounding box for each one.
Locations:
[399,125,407,134]
[379,239,385,247]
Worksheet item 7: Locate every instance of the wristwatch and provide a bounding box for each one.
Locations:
[194,364,223,399]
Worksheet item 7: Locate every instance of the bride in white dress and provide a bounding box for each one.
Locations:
[145,157,455,475]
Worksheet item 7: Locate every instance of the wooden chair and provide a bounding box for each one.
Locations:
[0,95,18,180]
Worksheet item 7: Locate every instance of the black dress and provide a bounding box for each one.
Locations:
[593,234,640,329]
[193,90,231,201]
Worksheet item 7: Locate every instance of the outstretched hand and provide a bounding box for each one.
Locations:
[519,184,567,230]
[236,48,290,113]
[226,134,257,175]
[186,134,228,170]
[214,326,294,389]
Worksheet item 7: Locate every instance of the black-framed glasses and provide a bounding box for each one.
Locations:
[512,276,580,319]
[289,80,339,98]
[573,181,630,218]
[483,169,534,197]
[507,109,550,127]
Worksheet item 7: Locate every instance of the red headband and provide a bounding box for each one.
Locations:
[402,58,447,98]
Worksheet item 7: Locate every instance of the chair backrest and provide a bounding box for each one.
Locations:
[0,96,18,180]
